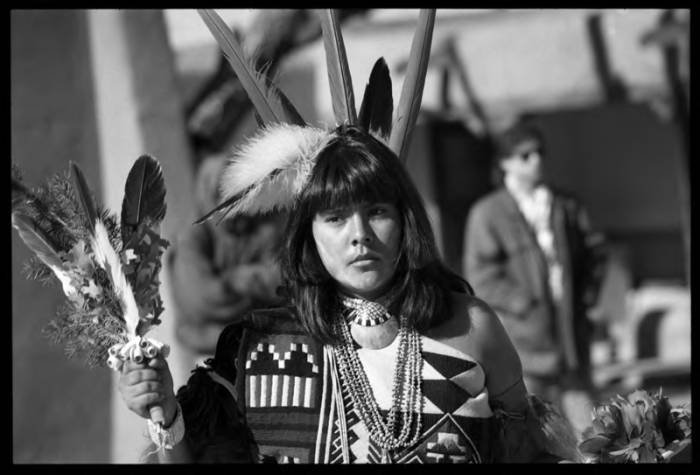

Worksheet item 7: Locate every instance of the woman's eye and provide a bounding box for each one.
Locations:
[369,206,387,216]
[324,215,341,223]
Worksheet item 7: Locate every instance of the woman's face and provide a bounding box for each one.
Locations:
[312,202,402,300]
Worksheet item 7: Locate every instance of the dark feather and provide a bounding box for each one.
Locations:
[12,212,65,270]
[389,9,436,163]
[193,196,239,225]
[197,9,306,127]
[358,57,393,140]
[318,9,357,125]
[120,155,167,244]
[193,186,250,226]
[70,161,99,234]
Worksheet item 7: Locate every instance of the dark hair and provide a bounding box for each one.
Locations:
[494,121,544,162]
[280,125,471,344]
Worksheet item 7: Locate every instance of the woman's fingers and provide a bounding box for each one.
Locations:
[126,380,165,395]
[147,357,168,370]
[124,369,161,385]
[118,355,174,420]
[126,392,165,416]
[122,359,147,373]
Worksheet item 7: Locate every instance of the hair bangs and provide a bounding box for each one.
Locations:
[303,144,400,214]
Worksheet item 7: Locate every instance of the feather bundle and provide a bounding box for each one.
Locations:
[11,159,170,368]
[318,9,357,126]
[197,9,306,127]
[389,9,436,163]
[358,57,394,142]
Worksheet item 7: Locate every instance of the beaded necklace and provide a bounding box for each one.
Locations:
[332,299,424,463]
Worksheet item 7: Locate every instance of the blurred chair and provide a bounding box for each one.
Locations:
[594,280,690,392]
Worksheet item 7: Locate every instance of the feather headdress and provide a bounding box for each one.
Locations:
[196,8,436,223]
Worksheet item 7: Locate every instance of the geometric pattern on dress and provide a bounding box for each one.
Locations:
[422,378,473,414]
[329,381,357,464]
[395,413,482,464]
[245,340,321,409]
[451,388,494,418]
[449,363,486,396]
[328,334,493,464]
[329,380,364,463]
[246,409,320,459]
[246,374,318,408]
[246,341,319,375]
[422,351,477,379]
[256,445,309,464]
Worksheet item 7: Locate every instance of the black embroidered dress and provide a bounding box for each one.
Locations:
[175,308,547,463]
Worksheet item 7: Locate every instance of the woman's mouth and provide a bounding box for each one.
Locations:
[350,255,378,265]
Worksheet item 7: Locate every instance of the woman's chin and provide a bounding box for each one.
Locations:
[344,279,391,299]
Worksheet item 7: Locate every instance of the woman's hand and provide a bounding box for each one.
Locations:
[118,357,178,426]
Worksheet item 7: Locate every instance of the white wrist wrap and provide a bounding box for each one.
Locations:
[147,402,185,450]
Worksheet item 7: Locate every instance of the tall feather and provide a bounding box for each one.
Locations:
[12,212,76,296]
[70,161,99,235]
[197,9,306,127]
[121,155,167,244]
[93,220,140,337]
[318,9,357,125]
[389,9,436,164]
[358,57,393,141]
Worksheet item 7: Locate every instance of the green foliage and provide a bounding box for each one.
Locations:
[121,221,170,335]
[43,303,128,368]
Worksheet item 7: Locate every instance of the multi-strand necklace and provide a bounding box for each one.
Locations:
[333,297,424,462]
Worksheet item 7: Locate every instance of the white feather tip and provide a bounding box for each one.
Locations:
[218,124,333,215]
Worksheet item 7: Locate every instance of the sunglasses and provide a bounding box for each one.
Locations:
[516,148,544,161]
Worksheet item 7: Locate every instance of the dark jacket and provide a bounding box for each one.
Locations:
[464,187,606,383]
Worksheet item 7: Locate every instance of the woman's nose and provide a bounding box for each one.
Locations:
[350,213,372,246]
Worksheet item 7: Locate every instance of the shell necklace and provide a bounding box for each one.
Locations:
[333,298,424,463]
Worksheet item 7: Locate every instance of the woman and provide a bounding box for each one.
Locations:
[118,125,561,463]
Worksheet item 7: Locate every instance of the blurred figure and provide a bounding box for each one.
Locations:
[167,156,285,356]
[463,120,607,433]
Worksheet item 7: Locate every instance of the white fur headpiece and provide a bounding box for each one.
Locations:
[218,124,334,216]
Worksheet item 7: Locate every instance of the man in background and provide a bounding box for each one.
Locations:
[168,156,285,357]
[463,120,607,432]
